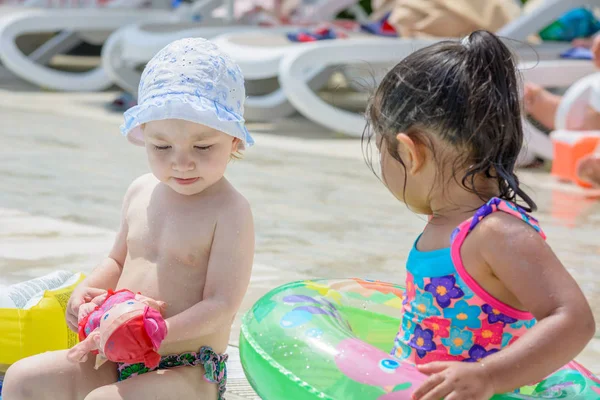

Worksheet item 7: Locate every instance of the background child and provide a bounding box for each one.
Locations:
[524,34,600,187]
[3,38,255,400]
[524,34,600,131]
[365,30,596,399]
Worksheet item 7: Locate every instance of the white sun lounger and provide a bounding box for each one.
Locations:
[274,0,600,164]
[0,0,112,82]
[0,0,221,91]
[522,62,598,163]
[100,0,365,99]
[525,70,600,166]
[278,37,596,162]
[217,26,384,120]
[279,38,596,135]
[216,0,597,121]
[101,23,290,96]
[554,72,600,130]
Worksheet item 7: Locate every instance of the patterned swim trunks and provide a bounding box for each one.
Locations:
[117,346,228,400]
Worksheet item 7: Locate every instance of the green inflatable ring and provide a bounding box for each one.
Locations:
[240,278,600,399]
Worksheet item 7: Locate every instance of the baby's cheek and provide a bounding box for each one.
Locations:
[148,151,169,164]
[194,153,218,170]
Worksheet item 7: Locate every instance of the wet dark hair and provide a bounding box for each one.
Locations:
[364,30,536,211]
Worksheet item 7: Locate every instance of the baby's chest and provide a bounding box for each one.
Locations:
[126,210,215,265]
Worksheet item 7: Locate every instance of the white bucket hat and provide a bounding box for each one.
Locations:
[120,37,254,149]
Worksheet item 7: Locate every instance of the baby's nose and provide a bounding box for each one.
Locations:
[172,154,195,172]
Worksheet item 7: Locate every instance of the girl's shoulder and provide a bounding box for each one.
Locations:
[467,211,542,243]
[454,198,545,243]
[451,198,547,267]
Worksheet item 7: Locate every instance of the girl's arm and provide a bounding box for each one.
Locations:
[472,213,595,391]
[162,198,255,343]
[414,213,595,400]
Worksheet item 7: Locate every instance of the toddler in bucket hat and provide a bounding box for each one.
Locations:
[121,37,254,149]
[1,38,256,400]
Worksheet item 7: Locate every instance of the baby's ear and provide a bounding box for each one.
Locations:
[231,138,241,153]
[230,138,243,161]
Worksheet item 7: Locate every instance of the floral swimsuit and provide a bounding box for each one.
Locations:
[391,198,542,364]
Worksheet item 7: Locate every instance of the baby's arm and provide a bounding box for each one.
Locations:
[163,197,255,343]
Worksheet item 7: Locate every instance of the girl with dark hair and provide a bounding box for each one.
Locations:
[365,30,596,399]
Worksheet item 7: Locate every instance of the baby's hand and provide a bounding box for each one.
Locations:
[412,361,495,400]
[78,291,110,325]
[66,287,106,332]
[77,301,98,325]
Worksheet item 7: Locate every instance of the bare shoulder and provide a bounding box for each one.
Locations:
[473,211,541,237]
[216,183,253,223]
[128,173,157,194]
[470,211,547,257]
[124,174,158,202]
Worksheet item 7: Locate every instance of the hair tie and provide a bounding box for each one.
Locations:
[461,35,471,50]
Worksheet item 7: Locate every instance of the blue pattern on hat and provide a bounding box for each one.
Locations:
[120,37,254,148]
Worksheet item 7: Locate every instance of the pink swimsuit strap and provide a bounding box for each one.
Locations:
[450,198,544,320]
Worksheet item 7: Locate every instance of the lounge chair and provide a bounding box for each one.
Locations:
[554,72,600,130]
[100,0,365,98]
[277,37,598,163]
[522,63,600,164]
[0,0,220,91]
[215,0,598,121]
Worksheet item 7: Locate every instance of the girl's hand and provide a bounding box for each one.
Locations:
[66,287,107,332]
[412,361,495,400]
